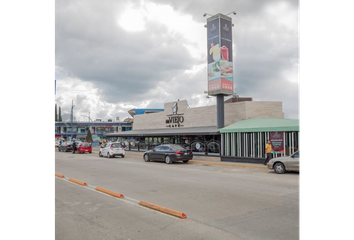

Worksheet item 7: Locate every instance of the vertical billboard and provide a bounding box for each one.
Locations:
[207,14,234,96]
[270,132,284,152]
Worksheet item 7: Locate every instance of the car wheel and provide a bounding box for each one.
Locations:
[121,155,125,158]
[165,155,172,164]
[183,160,189,163]
[89,152,91,154]
[274,162,286,174]
[99,152,102,157]
[143,154,150,162]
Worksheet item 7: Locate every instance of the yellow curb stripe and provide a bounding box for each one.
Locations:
[190,160,267,169]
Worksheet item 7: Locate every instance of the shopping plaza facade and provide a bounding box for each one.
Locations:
[55,98,299,163]
[102,98,299,163]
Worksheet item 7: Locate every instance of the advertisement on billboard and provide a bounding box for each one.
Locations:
[207,14,234,96]
[270,132,284,152]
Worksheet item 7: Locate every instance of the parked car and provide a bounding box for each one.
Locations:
[99,142,125,158]
[77,142,92,154]
[58,142,73,152]
[267,151,299,174]
[143,144,193,164]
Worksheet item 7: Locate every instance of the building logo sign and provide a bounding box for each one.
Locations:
[172,102,178,114]
[166,102,184,128]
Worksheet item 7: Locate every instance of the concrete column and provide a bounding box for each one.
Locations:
[216,95,224,129]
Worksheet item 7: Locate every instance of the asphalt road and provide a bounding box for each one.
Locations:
[56,151,299,240]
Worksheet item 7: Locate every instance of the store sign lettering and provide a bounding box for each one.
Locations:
[166,102,184,128]
[167,116,184,124]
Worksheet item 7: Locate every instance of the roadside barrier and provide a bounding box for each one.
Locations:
[55,173,65,178]
[55,173,187,219]
[95,186,124,198]
[68,178,87,186]
[138,200,187,219]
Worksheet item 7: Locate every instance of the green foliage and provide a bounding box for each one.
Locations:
[54,104,58,121]
[86,129,93,143]
[58,106,62,122]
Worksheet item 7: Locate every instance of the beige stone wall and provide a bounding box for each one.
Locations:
[133,100,284,130]
[244,101,284,119]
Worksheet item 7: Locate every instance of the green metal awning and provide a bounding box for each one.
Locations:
[220,118,299,133]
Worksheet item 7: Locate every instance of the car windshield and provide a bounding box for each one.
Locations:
[81,143,90,147]
[293,151,299,157]
[111,143,121,148]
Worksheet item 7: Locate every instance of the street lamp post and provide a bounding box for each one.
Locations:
[203,11,236,17]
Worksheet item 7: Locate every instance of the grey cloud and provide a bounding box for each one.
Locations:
[150,0,298,22]
[56,1,196,103]
[56,0,299,120]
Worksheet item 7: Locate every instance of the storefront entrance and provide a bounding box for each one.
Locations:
[111,135,220,156]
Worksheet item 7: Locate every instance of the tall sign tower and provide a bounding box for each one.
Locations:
[206,12,235,128]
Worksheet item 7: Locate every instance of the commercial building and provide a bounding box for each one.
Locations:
[55,121,132,142]
[220,118,299,163]
[104,98,298,163]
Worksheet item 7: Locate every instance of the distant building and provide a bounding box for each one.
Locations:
[55,121,132,141]
[128,108,164,117]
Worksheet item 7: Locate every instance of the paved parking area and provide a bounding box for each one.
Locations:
[56,150,299,240]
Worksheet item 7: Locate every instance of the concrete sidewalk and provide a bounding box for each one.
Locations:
[92,147,267,169]
[58,146,267,169]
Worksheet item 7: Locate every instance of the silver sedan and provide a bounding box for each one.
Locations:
[267,151,299,174]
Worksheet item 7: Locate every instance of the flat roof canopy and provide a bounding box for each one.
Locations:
[104,126,220,137]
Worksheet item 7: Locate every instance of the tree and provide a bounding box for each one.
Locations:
[55,104,58,122]
[58,106,62,122]
[86,129,93,143]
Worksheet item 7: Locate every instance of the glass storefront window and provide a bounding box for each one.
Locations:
[66,127,77,133]
[77,128,86,134]
[94,127,115,133]
[207,141,220,154]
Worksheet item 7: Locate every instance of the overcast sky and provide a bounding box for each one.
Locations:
[55,0,299,122]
